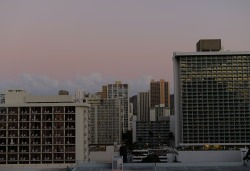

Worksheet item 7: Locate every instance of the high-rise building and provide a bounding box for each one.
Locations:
[150,79,170,108]
[137,92,150,121]
[133,121,170,149]
[0,90,90,165]
[88,94,121,145]
[134,82,171,148]
[128,103,134,131]
[102,81,129,133]
[173,39,250,148]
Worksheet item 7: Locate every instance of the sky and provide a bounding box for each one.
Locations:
[0,0,250,96]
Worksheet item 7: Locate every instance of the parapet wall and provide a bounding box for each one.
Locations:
[178,150,241,163]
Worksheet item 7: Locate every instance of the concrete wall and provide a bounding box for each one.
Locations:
[75,106,89,163]
[25,95,74,103]
[89,146,120,163]
[5,90,28,104]
[170,115,175,135]
[178,150,241,163]
[0,164,70,171]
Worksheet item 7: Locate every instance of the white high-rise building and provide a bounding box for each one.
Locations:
[173,39,250,148]
[102,81,129,133]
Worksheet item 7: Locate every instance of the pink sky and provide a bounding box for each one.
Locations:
[0,0,250,95]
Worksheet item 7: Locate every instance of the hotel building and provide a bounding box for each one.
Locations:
[0,90,90,165]
[150,79,170,108]
[173,39,250,148]
[102,81,129,133]
[137,92,150,121]
[88,96,121,145]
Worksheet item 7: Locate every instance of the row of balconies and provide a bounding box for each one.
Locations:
[182,115,250,119]
[182,137,250,141]
[182,109,249,112]
[182,125,250,128]
[181,99,249,103]
[0,125,76,129]
[181,95,249,99]
[180,72,249,76]
[182,123,250,127]
[0,152,75,156]
[182,109,250,112]
[1,117,76,121]
[0,142,75,146]
[182,118,250,122]
[181,106,249,109]
[183,117,250,120]
[181,91,247,95]
[181,62,248,66]
[0,158,75,163]
[0,146,75,152]
[181,96,249,100]
[181,94,248,98]
[0,111,76,115]
[0,107,75,113]
[0,150,71,153]
[182,102,249,106]
[180,65,249,69]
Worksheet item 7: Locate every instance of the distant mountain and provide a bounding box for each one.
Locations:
[130,95,137,115]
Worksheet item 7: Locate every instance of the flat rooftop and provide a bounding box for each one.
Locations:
[173,51,250,57]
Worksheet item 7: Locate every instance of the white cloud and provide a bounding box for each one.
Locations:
[0,73,153,97]
[127,75,153,95]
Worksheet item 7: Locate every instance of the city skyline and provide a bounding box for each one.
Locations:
[1,0,250,95]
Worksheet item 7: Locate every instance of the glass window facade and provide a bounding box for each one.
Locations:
[175,53,250,146]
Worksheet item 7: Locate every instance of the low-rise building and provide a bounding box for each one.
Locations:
[0,90,90,166]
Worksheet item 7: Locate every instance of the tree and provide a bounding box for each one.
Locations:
[142,154,160,163]
[122,130,133,150]
[168,132,175,147]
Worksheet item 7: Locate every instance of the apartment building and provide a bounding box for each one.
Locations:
[0,90,90,165]
[134,121,170,149]
[88,95,121,145]
[173,39,250,148]
[134,82,171,149]
[150,79,170,108]
[137,92,150,121]
[102,81,129,133]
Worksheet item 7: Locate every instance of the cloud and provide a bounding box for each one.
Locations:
[127,75,153,95]
[0,73,153,97]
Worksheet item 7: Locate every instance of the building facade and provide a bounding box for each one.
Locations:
[150,79,170,108]
[0,90,90,165]
[134,121,170,149]
[102,81,129,133]
[137,92,150,121]
[173,48,250,147]
[149,105,170,121]
[89,97,121,145]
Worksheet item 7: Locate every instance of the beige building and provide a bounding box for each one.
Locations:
[150,79,170,108]
[102,81,129,133]
[88,95,122,145]
[0,90,90,166]
[74,92,122,145]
